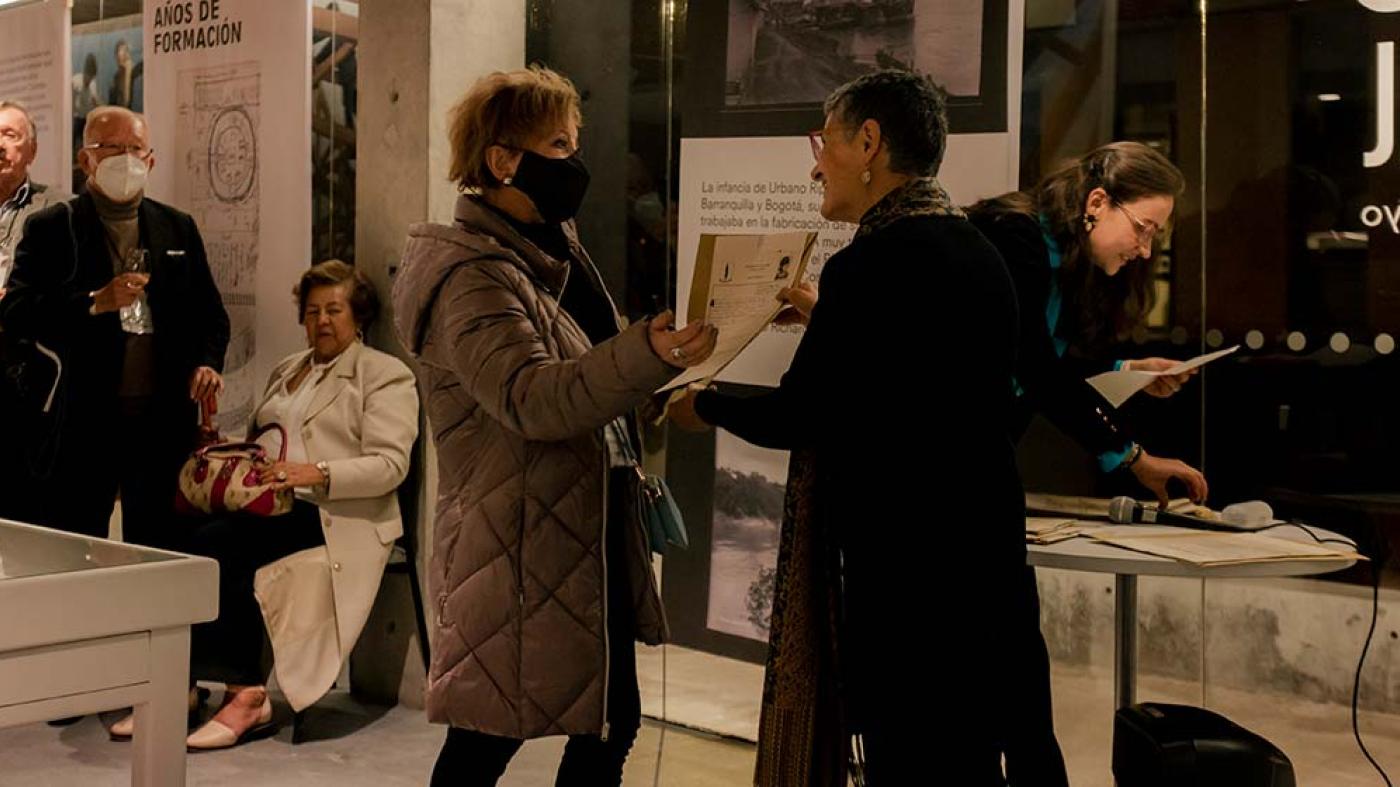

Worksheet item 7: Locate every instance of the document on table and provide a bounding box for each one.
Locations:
[1086,346,1240,408]
[659,231,818,392]
[1026,517,1096,545]
[1087,525,1361,567]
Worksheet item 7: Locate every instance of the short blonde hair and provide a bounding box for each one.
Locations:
[446,66,582,191]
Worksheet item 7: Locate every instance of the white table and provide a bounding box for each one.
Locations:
[0,519,217,786]
[1027,523,1357,709]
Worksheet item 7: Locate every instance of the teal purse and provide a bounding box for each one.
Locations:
[636,469,689,554]
[611,420,689,554]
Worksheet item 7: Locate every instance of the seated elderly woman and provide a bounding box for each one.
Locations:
[109,260,420,749]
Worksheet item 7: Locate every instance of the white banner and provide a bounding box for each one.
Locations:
[144,0,311,432]
[0,0,71,191]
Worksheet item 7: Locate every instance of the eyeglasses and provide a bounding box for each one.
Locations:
[83,142,154,160]
[808,129,825,161]
[0,127,28,145]
[1115,201,1163,245]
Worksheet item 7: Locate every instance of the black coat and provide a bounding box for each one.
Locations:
[696,212,1027,724]
[969,210,1133,457]
[2,192,229,417]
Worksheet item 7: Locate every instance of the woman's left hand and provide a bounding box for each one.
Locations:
[1129,451,1209,508]
[259,461,326,490]
[1126,358,1196,398]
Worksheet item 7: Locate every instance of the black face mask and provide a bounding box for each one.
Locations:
[509,150,591,223]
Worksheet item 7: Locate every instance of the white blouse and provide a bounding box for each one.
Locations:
[254,352,340,497]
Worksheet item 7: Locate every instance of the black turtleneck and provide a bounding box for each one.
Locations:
[91,188,156,398]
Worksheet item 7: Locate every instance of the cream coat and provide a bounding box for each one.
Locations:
[249,341,419,710]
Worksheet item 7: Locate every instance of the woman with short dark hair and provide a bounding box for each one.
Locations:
[672,69,1031,783]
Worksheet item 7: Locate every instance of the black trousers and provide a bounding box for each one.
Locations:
[32,395,193,550]
[1002,566,1070,787]
[1000,420,1071,786]
[0,414,35,523]
[184,500,325,686]
[430,482,642,787]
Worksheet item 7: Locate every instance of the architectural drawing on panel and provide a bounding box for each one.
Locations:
[175,61,260,432]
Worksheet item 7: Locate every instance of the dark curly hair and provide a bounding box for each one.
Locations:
[823,69,949,177]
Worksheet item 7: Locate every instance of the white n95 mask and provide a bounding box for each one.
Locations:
[93,153,148,203]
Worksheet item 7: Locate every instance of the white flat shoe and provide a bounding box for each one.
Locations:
[108,713,134,740]
[185,695,273,751]
[109,687,210,742]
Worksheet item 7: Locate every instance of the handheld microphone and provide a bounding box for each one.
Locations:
[1107,496,1240,532]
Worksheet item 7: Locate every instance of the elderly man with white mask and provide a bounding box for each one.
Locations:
[1,105,229,551]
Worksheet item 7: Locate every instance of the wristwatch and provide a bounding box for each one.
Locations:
[315,460,331,493]
[87,289,99,316]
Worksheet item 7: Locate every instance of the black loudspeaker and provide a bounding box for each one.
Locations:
[1113,703,1296,787]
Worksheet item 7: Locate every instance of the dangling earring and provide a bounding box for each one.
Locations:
[860,169,872,185]
[1083,213,1097,233]
[356,328,364,341]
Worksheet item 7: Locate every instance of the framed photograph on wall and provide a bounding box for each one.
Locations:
[71,14,144,192]
[663,382,791,664]
[685,0,1008,138]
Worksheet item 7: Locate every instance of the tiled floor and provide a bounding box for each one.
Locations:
[1,653,1397,784]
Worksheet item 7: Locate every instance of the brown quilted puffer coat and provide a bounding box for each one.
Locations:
[392,195,677,739]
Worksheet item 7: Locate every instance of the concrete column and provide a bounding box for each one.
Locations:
[350,0,524,708]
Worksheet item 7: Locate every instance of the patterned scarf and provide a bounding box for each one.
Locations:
[855,175,964,239]
[753,449,847,786]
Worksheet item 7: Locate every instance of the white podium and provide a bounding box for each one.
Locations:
[0,519,217,786]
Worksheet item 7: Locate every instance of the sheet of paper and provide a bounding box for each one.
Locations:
[1029,530,1082,545]
[1087,525,1359,566]
[1026,516,1101,545]
[1086,346,1240,408]
[660,231,817,392]
[1026,516,1078,534]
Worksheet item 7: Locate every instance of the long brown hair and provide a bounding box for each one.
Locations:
[970,141,1184,348]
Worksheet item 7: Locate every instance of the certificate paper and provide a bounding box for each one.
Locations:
[660,231,817,392]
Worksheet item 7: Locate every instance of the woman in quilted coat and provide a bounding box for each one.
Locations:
[392,67,717,785]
